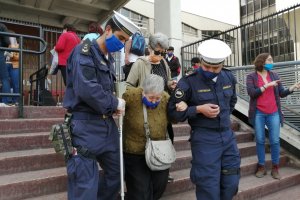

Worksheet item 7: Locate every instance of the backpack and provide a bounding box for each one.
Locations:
[130,31,146,56]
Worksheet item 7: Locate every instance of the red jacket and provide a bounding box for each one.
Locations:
[55,31,80,66]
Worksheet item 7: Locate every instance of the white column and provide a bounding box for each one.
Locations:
[154,0,182,61]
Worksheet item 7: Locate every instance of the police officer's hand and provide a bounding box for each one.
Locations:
[176,101,188,111]
[197,104,220,118]
[116,98,126,116]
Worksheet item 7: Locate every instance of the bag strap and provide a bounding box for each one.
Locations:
[142,105,169,139]
[143,105,151,139]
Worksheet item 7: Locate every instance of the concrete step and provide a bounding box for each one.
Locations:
[0,106,66,119]
[259,184,300,200]
[0,129,254,153]
[0,167,67,200]
[173,131,255,152]
[233,166,300,200]
[238,142,259,157]
[172,124,191,137]
[162,166,300,200]
[172,120,244,137]
[161,190,196,200]
[170,150,191,172]
[0,148,65,175]
[165,168,193,196]
[0,118,64,134]
[23,192,67,200]
[0,132,51,152]
[234,131,254,143]
[165,152,290,197]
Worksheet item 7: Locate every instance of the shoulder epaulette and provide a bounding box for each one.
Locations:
[186,70,198,77]
[80,39,91,55]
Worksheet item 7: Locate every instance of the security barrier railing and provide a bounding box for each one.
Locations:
[180,4,300,74]
[0,31,47,117]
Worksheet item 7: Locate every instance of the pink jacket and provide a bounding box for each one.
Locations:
[55,31,80,66]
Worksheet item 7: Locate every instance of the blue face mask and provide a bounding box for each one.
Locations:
[198,67,219,80]
[105,34,124,53]
[167,52,173,57]
[264,63,274,71]
[142,96,160,109]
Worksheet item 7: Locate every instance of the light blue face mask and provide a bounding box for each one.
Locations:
[264,63,274,71]
[105,34,124,53]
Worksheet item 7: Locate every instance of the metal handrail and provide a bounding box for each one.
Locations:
[0,31,47,117]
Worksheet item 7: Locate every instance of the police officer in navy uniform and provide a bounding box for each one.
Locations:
[168,39,241,200]
[63,11,139,200]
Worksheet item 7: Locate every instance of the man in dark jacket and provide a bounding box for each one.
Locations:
[0,23,10,104]
[166,46,181,78]
[168,39,240,200]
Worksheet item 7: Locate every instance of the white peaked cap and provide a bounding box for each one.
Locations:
[112,11,140,36]
[198,39,232,66]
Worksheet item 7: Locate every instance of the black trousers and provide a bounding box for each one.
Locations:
[124,153,169,200]
[58,65,67,86]
[167,122,174,143]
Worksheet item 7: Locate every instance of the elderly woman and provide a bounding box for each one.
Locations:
[246,53,300,179]
[126,32,176,92]
[126,32,177,182]
[123,74,170,200]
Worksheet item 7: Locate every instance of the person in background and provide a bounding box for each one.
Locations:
[123,35,142,81]
[0,23,10,104]
[63,11,139,200]
[186,57,201,75]
[82,22,103,42]
[166,46,181,79]
[168,39,240,200]
[123,74,170,200]
[55,23,80,86]
[246,53,300,180]
[126,32,176,96]
[4,34,19,105]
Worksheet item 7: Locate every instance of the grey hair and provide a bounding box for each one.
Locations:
[148,32,169,50]
[141,74,164,94]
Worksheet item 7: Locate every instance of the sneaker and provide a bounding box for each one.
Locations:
[255,164,267,178]
[168,174,174,183]
[271,165,281,179]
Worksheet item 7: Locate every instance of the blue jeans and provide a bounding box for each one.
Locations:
[254,110,280,165]
[0,53,10,103]
[7,63,20,103]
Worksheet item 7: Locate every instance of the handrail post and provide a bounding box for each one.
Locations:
[18,36,24,118]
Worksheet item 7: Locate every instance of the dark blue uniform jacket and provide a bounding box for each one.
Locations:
[168,69,237,129]
[63,40,118,116]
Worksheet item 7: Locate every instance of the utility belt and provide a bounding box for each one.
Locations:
[72,111,111,120]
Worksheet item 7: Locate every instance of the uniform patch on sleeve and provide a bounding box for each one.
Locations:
[174,88,184,99]
[81,40,91,55]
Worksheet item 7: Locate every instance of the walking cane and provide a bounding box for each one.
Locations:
[115,60,126,200]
